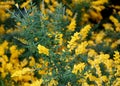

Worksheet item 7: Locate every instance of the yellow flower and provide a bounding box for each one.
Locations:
[0,47,4,56]
[95,31,105,43]
[88,40,95,46]
[113,78,120,86]
[37,44,49,56]
[88,10,102,23]
[66,82,71,86]
[109,16,119,26]
[114,51,120,59]
[29,56,35,66]
[0,9,10,22]
[0,57,8,78]
[95,65,102,77]
[98,53,110,62]
[81,13,90,24]
[66,9,73,16]
[114,51,120,64]
[72,63,85,74]
[88,49,97,57]
[102,23,114,31]
[79,24,91,40]
[20,0,31,8]
[115,65,120,76]
[48,5,55,12]
[44,0,50,4]
[9,45,17,54]
[6,63,13,72]
[67,32,79,51]
[0,41,8,56]
[38,70,46,75]
[48,79,58,86]
[55,33,63,45]
[115,23,120,32]
[20,58,28,67]
[0,25,5,34]
[23,82,31,86]
[91,5,105,12]
[75,41,88,55]
[72,0,90,4]
[67,17,76,31]
[91,0,108,5]
[9,45,24,60]
[11,68,33,77]
[101,76,108,82]
[2,40,8,48]
[86,73,98,81]
[30,79,43,86]
[52,0,59,7]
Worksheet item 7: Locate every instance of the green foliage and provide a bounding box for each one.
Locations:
[8,3,69,55]
[6,3,79,85]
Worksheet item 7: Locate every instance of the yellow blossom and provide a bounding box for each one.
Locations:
[48,79,58,86]
[20,0,31,8]
[16,22,21,26]
[88,10,102,22]
[38,70,46,75]
[55,33,63,45]
[44,0,50,4]
[114,51,120,64]
[66,82,71,86]
[30,79,43,86]
[111,40,120,48]
[0,41,8,56]
[11,68,33,77]
[101,76,108,82]
[0,25,5,34]
[91,5,105,12]
[37,44,49,56]
[88,49,97,57]
[20,58,28,67]
[115,23,120,32]
[52,0,59,7]
[95,31,105,43]
[97,53,110,62]
[73,0,90,4]
[81,13,90,23]
[95,65,102,77]
[72,62,85,74]
[67,32,79,51]
[75,41,88,55]
[23,83,31,86]
[91,0,108,5]
[29,56,35,66]
[113,78,120,86]
[67,17,76,31]
[86,73,98,81]
[48,5,55,12]
[88,40,95,46]
[102,23,114,31]
[79,24,91,40]
[6,63,13,72]
[66,9,73,16]
[109,16,119,26]
[115,65,120,76]
[0,47,4,56]
[0,9,10,22]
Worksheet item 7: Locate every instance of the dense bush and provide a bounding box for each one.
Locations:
[0,0,120,86]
